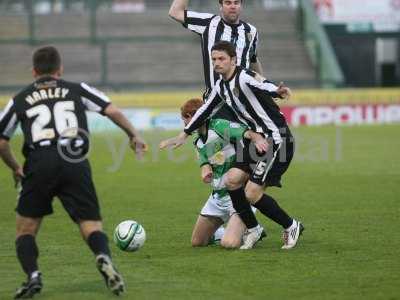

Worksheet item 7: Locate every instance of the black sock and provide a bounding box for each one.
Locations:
[254,194,293,229]
[87,231,111,257]
[16,235,39,277]
[228,187,259,229]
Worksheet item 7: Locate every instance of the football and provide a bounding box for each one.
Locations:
[113,220,146,252]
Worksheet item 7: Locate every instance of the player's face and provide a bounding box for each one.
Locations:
[182,115,192,126]
[212,50,236,76]
[220,0,242,23]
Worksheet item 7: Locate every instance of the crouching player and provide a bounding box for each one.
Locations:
[170,98,265,249]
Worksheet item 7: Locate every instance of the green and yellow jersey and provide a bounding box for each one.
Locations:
[194,119,247,202]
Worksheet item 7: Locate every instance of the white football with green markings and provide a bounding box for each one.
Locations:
[113,220,146,252]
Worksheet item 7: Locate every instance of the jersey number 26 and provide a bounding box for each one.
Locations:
[26,101,78,143]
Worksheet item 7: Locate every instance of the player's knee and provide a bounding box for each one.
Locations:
[191,236,208,247]
[79,220,103,240]
[225,173,243,190]
[16,217,41,237]
[244,185,263,204]
[16,227,37,238]
[221,236,241,249]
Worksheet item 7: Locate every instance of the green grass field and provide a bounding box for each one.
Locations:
[1,125,399,300]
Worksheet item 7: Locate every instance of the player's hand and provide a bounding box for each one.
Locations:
[201,165,213,184]
[159,132,189,150]
[130,136,148,160]
[13,167,25,189]
[251,133,269,153]
[276,82,292,100]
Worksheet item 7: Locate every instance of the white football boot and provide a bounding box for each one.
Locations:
[281,219,304,250]
[240,225,265,250]
[96,254,125,295]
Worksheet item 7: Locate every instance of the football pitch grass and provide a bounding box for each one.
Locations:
[0,125,399,299]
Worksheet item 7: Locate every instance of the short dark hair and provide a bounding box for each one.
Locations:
[219,0,243,4]
[33,46,61,75]
[211,41,236,58]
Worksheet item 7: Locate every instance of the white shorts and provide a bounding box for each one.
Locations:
[200,194,257,224]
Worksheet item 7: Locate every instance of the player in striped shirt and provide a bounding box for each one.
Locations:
[169,0,264,120]
[180,98,265,249]
[160,41,304,250]
[169,0,265,242]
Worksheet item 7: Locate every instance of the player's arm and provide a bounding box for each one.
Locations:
[250,58,264,77]
[170,2,214,34]
[103,104,147,158]
[249,31,264,76]
[243,130,269,153]
[0,99,24,186]
[246,76,291,100]
[80,83,147,158]
[159,87,223,150]
[196,145,212,183]
[0,139,24,187]
[169,0,188,23]
[201,164,213,184]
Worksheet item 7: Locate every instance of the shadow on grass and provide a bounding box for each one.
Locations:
[39,279,113,300]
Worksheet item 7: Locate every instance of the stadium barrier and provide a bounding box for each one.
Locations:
[1,88,399,132]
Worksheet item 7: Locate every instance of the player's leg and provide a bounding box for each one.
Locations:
[192,194,225,246]
[79,220,111,258]
[14,214,43,299]
[58,158,124,295]
[225,168,264,248]
[191,215,223,247]
[14,150,56,299]
[78,219,124,295]
[220,213,246,249]
[245,181,303,249]
[245,135,304,250]
[225,168,260,229]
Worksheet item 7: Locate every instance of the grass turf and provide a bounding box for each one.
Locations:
[0,125,399,299]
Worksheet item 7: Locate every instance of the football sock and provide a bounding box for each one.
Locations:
[15,235,39,277]
[87,231,111,257]
[228,187,259,229]
[254,194,293,229]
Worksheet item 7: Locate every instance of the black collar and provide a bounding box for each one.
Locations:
[224,66,239,83]
[220,17,242,28]
[35,75,58,83]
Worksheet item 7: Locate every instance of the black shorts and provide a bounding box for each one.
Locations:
[234,128,294,187]
[16,147,101,222]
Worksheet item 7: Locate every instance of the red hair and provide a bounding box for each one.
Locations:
[180,98,203,118]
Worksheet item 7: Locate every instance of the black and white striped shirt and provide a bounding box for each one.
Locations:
[184,10,259,91]
[184,67,287,145]
[0,76,110,154]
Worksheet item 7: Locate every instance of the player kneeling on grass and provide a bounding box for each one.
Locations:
[0,46,147,298]
[166,98,266,249]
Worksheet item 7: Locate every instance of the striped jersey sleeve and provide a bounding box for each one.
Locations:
[184,83,224,135]
[80,83,111,115]
[183,10,214,35]
[245,73,282,99]
[238,71,286,143]
[0,99,19,140]
[249,31,258,63]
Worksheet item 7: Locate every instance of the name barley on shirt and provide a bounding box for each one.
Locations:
[25,88,69,105]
